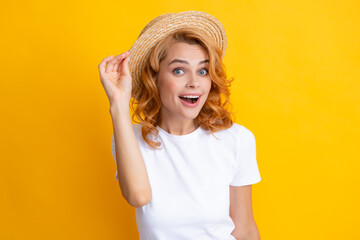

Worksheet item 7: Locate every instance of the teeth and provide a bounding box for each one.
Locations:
[181,95,199,99]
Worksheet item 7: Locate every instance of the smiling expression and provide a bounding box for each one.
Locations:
[156,42,212,123]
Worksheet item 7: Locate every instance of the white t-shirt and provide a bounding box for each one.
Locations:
[111,122,261,240]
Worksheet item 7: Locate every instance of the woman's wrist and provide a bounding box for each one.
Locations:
[109,102,130,117]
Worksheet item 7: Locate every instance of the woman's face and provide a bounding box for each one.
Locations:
[156,42,212,123]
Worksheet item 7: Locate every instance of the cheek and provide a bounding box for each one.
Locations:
[159,79,181,99]
[204,79,212,95]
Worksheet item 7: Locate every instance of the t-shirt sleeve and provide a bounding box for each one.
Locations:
[111,132,119,182]
[230,127,261,186]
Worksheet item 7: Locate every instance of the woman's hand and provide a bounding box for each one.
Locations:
[98,51,131,107]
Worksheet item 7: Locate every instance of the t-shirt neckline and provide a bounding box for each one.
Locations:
[156,125,203,140]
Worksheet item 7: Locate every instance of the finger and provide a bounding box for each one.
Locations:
[121,55,131,77]
[99,55,114,75]
[106,56,121,73]
[107,52,129,73]
[112,51,129,73]
[116,57,126,74]
[111,56,125,73]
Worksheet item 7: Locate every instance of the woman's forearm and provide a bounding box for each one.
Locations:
[110,103,152,208]
[242,228,260,240]
[234,223,261,240]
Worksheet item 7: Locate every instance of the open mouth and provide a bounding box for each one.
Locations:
[179,95,200,104]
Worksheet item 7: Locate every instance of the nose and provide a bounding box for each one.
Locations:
[185,72,200,88]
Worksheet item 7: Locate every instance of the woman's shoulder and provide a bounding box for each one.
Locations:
[216,122,253,135]
[213,122,255,143]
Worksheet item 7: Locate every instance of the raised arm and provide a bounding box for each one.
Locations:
[98,52,152,207]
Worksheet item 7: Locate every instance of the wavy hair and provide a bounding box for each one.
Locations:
[130,28,234,149]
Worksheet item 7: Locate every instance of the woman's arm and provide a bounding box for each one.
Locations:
[110,104,152,208]
[98,52,152,208]
[230,185,261,240]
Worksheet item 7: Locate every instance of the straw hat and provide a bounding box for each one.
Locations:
[128,10,227,100]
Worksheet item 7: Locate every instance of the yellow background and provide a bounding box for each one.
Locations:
[1,0,359,239]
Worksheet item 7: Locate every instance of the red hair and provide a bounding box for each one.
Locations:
[130,29,234,149]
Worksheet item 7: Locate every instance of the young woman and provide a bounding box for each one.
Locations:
[99,11,262,240]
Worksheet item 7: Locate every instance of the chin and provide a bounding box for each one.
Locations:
[181,110,202,120]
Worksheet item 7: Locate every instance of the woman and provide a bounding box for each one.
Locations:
[99,11,262,240]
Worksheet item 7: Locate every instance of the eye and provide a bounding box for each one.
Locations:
[173,68,184,75]
[198,69,208,76]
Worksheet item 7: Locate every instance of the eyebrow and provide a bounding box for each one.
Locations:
[168,59,209,66]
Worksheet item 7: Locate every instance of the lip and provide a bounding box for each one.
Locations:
[179,93,201,97]
[179,95,201,108]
